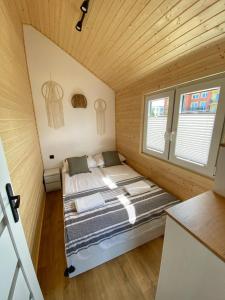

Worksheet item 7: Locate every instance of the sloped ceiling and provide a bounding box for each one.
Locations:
[14,0,225,91]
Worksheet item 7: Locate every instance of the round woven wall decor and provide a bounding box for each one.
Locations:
[71,94,87,108]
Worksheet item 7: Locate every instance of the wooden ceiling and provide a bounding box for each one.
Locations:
[14,0,225,91]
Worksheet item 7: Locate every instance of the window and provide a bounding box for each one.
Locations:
[143,90,174,160]
[190,102,198,111]
[200,101,206,111]
[201,91,208,98]
[143,77,225,176]
[192,93,200,99]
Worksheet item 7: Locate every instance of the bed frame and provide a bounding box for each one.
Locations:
[65,216,166,277]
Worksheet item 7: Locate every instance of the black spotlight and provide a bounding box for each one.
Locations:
[80,0,89,13]
[75,20,82,31]
[75,12,85,32]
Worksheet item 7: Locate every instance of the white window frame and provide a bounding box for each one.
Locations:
[142,90,175,160]
[142,76,225,177]
[169,78,225,177]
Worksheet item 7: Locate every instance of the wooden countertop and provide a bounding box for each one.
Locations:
[167,190,225,263]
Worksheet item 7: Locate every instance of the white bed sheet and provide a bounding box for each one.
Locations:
[62,167,106,197]
[62,163,142,197]
[100,164,140,183]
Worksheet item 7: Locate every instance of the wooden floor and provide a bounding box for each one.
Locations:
[37,191,164,300]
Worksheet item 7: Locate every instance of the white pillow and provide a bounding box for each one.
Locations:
[119,153,126,162]
[93,153,104,167]
[63,155,97,173]
[87,156,98,168]
[94,152,126,167]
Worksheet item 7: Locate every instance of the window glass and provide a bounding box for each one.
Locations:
[146,97,169,153]
[175,87,220,165]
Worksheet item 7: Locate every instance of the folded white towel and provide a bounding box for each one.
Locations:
[75,193,105,213]
[124,180,152,196]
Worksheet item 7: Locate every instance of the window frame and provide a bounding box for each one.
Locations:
[142,89,175,160]
[142,76,225,177]
[169,78,225,177]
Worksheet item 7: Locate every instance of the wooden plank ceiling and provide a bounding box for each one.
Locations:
[14,0,225,91]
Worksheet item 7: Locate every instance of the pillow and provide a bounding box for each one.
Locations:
[102,151,122,167]
[67,156,90,176]
[94,152,126,167]
[93,153,104,167]
[63,155,97,173]
[87,156,97,168]
[119,153,126,162]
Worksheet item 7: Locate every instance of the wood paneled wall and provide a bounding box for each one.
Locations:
[0,1,45,268]
[116,39,225,200]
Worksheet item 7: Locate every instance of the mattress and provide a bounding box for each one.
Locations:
[62,163,180,277]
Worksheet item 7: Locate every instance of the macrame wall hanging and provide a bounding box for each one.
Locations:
[94,99,107,136]
[41,80,64,129]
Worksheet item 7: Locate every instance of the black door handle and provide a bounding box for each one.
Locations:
[6,183,20,223]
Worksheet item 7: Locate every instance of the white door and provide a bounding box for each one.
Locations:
[0,140,43,300]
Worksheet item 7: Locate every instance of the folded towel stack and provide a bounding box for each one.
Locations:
[75,192,105,213]
[124,180,152,196]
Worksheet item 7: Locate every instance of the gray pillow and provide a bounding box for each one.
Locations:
[102,151,122,167]
[67,156,90,176]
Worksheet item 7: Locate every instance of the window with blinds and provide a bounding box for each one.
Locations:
[143,77,225,177]
[143,90,174,160]
[174,87,220,165]
[146,97,168,153]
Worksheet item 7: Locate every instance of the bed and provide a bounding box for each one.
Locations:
[62,163,180,277]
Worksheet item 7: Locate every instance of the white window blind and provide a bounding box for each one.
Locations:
[175,113,216,165]
[146,98,168,153]
[146,116,167,153]
[143,91,174,160]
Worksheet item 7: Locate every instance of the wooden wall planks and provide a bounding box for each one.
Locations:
[13,0,225,91]
[0,0,45,268]
[116,39,225,200]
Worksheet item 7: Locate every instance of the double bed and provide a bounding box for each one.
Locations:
[62,163,179,277]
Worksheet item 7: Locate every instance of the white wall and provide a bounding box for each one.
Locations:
[24,25,115,169]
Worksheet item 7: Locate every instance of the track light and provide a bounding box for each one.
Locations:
[75,0,90,32]
[76,20,82,32]
[80,0,89,13]
[75,12,85,32]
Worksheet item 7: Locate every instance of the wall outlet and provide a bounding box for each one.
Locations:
[49,155,54,159]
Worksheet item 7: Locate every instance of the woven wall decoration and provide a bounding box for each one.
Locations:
[41,80,64,129]
[71,94,87,108]
[94,99,107,136]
